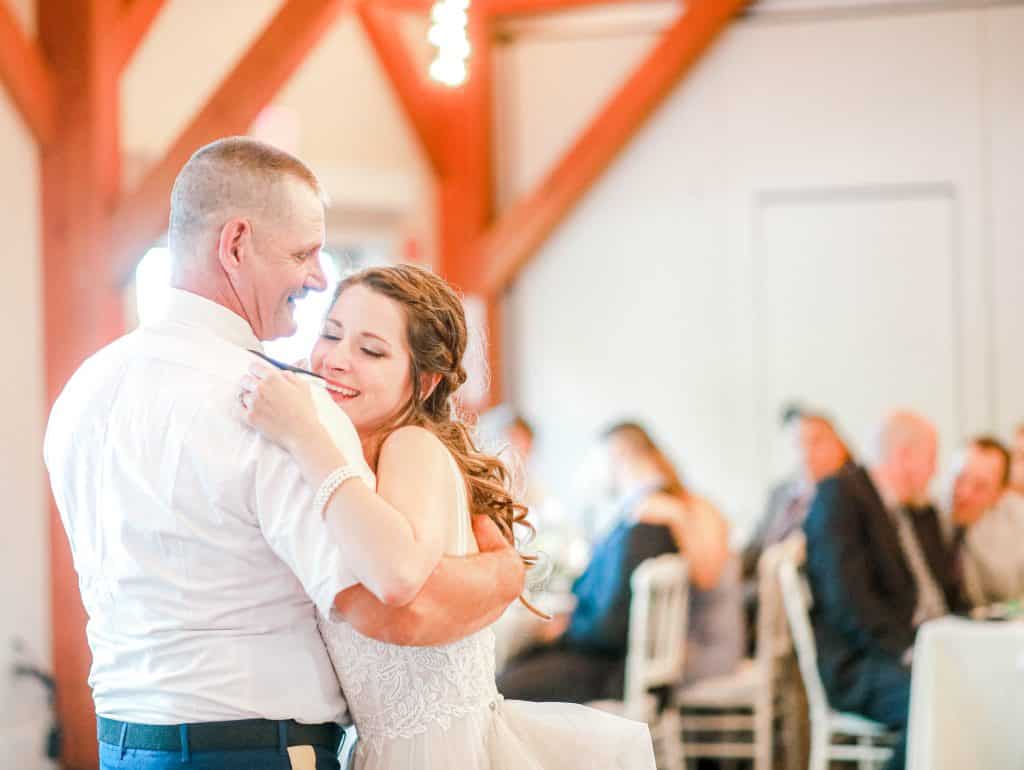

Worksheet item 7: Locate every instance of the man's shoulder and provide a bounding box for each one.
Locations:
[806,465,873,530]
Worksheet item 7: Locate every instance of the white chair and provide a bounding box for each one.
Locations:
[675,535,805,770]
[777,559,898,770]
[590,554,689,770]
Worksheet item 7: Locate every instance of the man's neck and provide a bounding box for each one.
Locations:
[870,465,906,510]
[174,276,254,333]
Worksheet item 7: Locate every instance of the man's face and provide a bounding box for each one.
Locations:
[798,419,847,482]
[1011,429,1024,492]
[899,432,938,501]
[953,446,1007,525]
[243,178,327,340]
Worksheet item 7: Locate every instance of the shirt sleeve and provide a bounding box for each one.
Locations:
[250,382,375,617]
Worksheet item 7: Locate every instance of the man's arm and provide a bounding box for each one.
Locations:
[333,515,526,646]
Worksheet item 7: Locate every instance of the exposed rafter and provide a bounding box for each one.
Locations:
[469,0,748,295]
[113,0,168,74]
[108,0,348,283]
[0,1,56,145]
[484,0,680,17]
[356,0,446,175]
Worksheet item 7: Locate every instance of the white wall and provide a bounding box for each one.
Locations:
[500,4,1024,533]
[0,0,55,762]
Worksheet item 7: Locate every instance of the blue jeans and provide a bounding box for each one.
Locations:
[99,723,343,770]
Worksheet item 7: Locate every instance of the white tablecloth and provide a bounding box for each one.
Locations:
[907,616,1024,770]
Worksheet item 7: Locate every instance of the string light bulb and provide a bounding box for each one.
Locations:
[428,0,471,87]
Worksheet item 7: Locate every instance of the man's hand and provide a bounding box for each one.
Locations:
[472,514,526,604]
[337,515,526,647]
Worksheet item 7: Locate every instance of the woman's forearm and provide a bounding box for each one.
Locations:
[287,427,438,605]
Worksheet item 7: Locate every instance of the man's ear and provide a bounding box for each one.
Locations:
[420,372,443,401]
[217,218,252,275]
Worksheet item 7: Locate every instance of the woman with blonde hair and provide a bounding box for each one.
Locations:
[240,264,655,770]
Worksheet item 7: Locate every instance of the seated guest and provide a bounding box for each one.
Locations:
[947,436,1024,606]
[742,411,851,648]
[1010,423,1024,496]
[803,411,968,770]
[498,422,742,703]
[504,414,548,510]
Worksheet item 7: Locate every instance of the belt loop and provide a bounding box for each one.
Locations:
[277,720,288,755]
[179,724,190,763]
[118,722,129,760]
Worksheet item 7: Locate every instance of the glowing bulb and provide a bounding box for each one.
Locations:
[429,56,467,87]
[428,0,471,87]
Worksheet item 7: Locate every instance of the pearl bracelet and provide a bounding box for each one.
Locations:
[314,466,363,519]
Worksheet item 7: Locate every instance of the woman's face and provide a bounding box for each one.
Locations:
[311,283,414,437]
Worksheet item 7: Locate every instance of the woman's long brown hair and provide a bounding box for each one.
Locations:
[332,265,543,613]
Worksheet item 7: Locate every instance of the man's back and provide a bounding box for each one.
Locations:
[44,291,352,725]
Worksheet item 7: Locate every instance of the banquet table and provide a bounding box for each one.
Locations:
[907,616,1024,770]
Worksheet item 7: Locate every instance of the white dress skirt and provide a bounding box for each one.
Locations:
[317,453,655,770]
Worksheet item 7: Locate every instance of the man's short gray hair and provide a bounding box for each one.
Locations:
[168,136,324,262]
[868,410,935,465]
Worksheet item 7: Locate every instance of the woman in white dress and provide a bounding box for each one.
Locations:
[239,264,656,770]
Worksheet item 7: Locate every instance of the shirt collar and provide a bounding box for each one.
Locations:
[155,288,263,352]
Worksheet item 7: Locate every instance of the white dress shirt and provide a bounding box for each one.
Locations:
[44,289,368,725]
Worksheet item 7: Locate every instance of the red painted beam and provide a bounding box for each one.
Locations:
[356,0,446,175]
[484,0,680,17]
[485,296,504,406]
[434,6,492,287]
[429,9,498,405]
[39,1,125,765]
[470,0,748,295]
[0,1,56,145]
[113,0,168,73]
[108,0,347,283]
[375,0,434,11]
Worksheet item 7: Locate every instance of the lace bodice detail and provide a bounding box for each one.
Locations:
[318,450,499,755]
[319,619,498,753]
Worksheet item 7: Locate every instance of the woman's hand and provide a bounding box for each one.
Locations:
[239,362,324,454]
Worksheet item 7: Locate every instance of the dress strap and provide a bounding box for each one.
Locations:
[445,451,472,556]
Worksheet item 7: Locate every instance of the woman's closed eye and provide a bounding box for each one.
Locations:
[320,333,341,342]
[361,348,385,359]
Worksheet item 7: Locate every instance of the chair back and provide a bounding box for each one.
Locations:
[755,533,805,669]
[777,558,831,725]
[624,554,690,719]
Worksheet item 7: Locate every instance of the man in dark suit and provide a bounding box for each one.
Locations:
[742,412,852,651]
[803,411,967,770]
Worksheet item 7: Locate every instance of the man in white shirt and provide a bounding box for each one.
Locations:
[946,436,1024,607]
[44,137,524,770]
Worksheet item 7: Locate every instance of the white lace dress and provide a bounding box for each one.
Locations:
[317,454,656,770]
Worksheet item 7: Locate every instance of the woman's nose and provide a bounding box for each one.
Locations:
[323,340,353,373]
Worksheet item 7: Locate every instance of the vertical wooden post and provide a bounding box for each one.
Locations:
[38,1,124,766]
[433,7,501,405]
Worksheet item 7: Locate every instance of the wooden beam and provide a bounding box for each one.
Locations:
[356,0,445,175]
[485,295,504,406]
[470,0,748,295]
[484,0,678,17]
[0,0,56,145]
[39,1,125,764]
[113,0,168,74]
[108,0,347,283]
[376,0,434,10]
[435,6,493,288]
